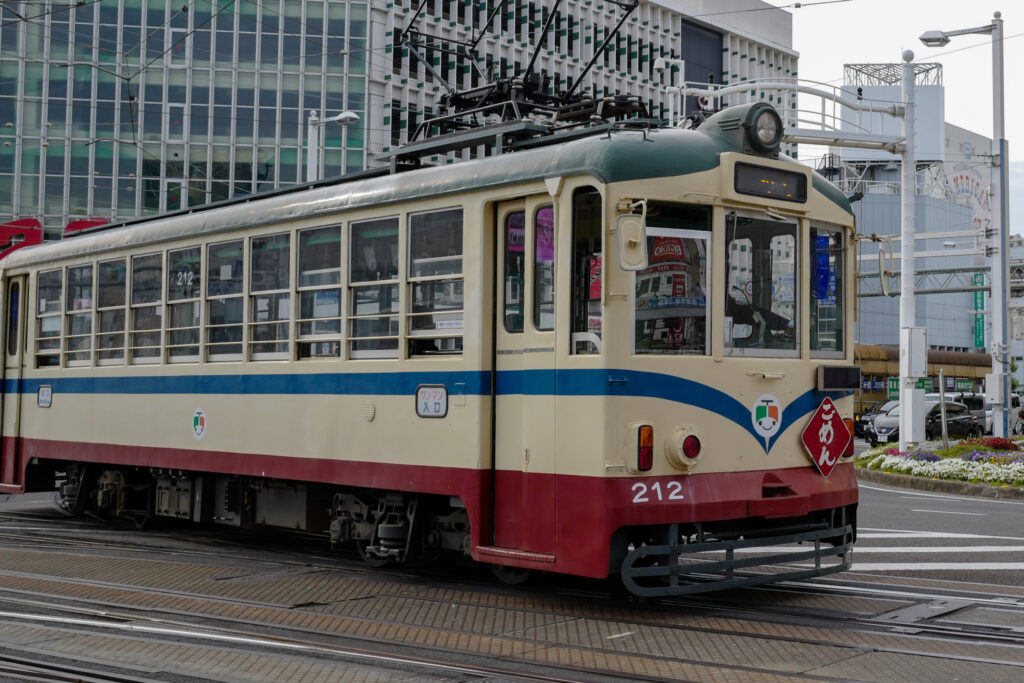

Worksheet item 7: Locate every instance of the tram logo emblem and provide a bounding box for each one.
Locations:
[751,394,782,450]
[192,408,207,440]
[800,397,850,478]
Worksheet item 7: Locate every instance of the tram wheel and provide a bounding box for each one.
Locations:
[490,564,534,586]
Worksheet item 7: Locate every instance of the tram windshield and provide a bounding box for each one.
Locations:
[632,204,711,355]
[724,213,797,355]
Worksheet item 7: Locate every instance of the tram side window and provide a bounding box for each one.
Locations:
[167,247,202,362]
[130,254,163,363]
[350,217,399,358]
[409,208,463,355]
[207,240,244,360]
[35,269,62,367]
[297,225,342,359]
[633,203,711,355]
[6,281,19,357]
[97,259,127,364]
[503,210,525,333]
[65,264,94,366]
[724,213,797,355]
[250,233,291,359]
[810,225,844,354]
[571,187,602,354]
[534,205,555,331]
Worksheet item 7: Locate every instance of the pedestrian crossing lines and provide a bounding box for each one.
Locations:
[853,528,1024,572]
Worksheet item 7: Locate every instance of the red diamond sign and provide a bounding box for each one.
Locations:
[800,397,851,478]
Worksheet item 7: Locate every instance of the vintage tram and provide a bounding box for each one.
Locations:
[0,101,858,596]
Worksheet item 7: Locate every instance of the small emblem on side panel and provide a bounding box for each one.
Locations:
[192,408,207,440]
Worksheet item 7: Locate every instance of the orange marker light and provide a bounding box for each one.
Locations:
[638,425,654,472]
[843,418,855,457]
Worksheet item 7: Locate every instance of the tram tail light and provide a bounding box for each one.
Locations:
[843,418,855,457]
[682,435,701,459]
[637,425,654,472]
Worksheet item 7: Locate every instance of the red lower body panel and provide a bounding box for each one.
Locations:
[2,436,857,579]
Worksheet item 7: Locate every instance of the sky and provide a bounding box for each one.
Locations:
[769,0,1023,231]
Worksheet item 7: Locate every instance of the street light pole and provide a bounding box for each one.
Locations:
[920,12,1010,436]
[898,50,924,451]
[305,110,360,182]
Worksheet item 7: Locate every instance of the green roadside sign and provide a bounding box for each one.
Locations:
[887,376,930,399]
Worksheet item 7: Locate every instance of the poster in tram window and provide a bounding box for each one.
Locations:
[508,221,524,253]
[589,255,602,300]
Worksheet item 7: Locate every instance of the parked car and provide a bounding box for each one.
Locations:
[867,400,982,445]
[854,399,897,438]
[925,392,989,433]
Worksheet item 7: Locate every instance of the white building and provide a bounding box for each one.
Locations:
[832,63,997,354]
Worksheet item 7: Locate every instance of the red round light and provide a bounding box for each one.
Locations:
[682,435,701,459]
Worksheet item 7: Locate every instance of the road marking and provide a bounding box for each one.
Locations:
[736,545,1024,554]
[860,483,1024,506]
[851,546,1024,553]
[859,527,1024,541]
[910,509,986,516]
[850,562,1024,571]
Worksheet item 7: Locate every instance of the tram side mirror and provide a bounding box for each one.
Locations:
[616,213,648,271]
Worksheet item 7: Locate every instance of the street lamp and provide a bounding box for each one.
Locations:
[920,12,1010,436]
[654,57,686,127]
[304,110,359,182]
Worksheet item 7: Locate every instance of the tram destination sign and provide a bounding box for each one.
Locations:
[800,397,850,478]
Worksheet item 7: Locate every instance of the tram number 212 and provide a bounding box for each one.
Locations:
[631,481,686,503]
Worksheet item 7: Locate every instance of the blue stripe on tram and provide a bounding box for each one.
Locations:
[5,369,850,453]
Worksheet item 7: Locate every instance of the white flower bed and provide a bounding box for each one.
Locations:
[861,452,1024,488]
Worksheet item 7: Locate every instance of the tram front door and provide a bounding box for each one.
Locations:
[0,276,26,488]
[492,199,558,556]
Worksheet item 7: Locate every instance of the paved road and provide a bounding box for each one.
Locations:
[855,480,1024,585]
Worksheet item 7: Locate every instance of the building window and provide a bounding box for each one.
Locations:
[409,208,463,355]
[97,259,127,364]
[130,253,163,363]
[167,247,201,361]
[350,217,399,358]
[65,264,94,366]
[249,232,291,358]
[35,269,62,367]
[206,239,244,360]
[297,225,342,359]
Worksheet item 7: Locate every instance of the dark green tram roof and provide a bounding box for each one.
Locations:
[2,117,851,270]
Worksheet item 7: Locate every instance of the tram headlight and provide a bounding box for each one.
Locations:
[744,104,783,154]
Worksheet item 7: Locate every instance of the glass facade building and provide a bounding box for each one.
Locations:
[1,0,368,237]
[1,0,795,238]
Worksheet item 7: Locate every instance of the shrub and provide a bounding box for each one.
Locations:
[961,436,1018,452]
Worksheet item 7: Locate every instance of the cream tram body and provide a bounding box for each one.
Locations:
[0,103,858,594]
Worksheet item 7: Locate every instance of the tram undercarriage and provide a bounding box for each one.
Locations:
[53,462,472,565]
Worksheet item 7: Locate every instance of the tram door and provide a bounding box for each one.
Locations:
[492,199,557,555]
[0,276,26,485]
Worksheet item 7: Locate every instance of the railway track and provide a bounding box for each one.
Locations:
[1,499,1023,682]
